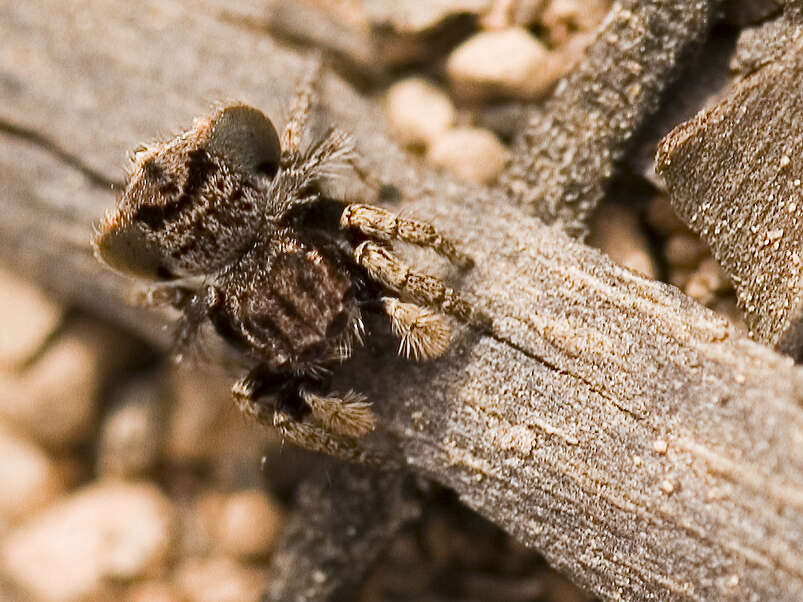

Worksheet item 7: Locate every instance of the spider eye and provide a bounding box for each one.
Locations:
[207,105,281,178]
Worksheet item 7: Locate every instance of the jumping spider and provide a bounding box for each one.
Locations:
[92,64,483,463]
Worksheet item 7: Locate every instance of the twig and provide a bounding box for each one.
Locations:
[500,0,723,237]
[262,462,421,602]
[657,16,803,357]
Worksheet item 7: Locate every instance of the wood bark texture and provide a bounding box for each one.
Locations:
[657,19,803,357]
[500,0,723,237]
[263,462,421,602]
[1,1,803,600]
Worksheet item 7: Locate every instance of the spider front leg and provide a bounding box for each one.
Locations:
[341,204,472,268]
[232,365,379,463]
[382,297,451,360]
[352,240,484,328]
[281,57,321,154]
[132,281,195,310]
[135,283,224,362]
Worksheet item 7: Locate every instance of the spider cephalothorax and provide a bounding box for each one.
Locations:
[92,65,483,462]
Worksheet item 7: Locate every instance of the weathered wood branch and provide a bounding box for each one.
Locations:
[262,462,421,602]
[657,15,803,357]
[2,1,803,600]
[500,0,723,237]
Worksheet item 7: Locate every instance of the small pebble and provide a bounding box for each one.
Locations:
[97,374,165,478]
[653,439,668,455]
[211,490,283,559]
[126,580,185,602]
[1,481,173,601]
[0,321,134,449]
[366,0,496,34]
[665,233,709,269]
[646,195,687,236]
[669,267,693,290]
[175,557,263,602]
[685,258,730,304]
[447,27,558,99]
[0,267,63,371]
[427,126,507,184]
[589,204,657,278]
[542,0,611,44]
[165,367,230,463]
[660,479,675,494]
[386,78,455,148]
[0,422,64,523]
[481,0,546,29]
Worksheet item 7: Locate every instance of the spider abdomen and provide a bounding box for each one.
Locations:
[219,231,355,371]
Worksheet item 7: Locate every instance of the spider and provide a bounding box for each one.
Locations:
[92,63,483,463]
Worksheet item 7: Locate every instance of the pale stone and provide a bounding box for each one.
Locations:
[542,0,611,44]
[427,126,507,184]
[97,375,164,478]
[480,0,547,29]
[588,204,657,279]
[685,258,731,304]
[175,557,263,602]
[210,490,283,559]
[645,195,687,236]
[665,233,709,269]
[0,422,63,523]
[1,481,173,601]
[447,27,558,99]
[0,321,134,449]
[126,580,185,602]
[366,0,494,33]
[0,267,63,371]
[164,367,230,463]
[386,78,455,148]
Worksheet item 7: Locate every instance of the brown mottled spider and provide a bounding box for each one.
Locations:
[92,63,482,462]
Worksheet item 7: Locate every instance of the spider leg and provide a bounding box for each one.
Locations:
[282,56,323,154]
[341,204,472,268]
[231,366,279,425]
[154,284,224,362]
[278,127,357,214]
[131,282,194,309]
[299,388,375,437]
[273,410,387,466]
[382,297,451,360]
[353,240,484,326]
[231,365,382,464]
[301,127,355,181]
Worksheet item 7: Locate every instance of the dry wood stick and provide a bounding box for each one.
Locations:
[500,0,723,237]
[262,462,421,602]
[658,15,803,358]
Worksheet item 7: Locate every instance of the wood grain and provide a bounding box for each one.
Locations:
[657,21,803,357]
[500,0,722,237]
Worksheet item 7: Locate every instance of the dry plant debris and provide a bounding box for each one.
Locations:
[500,0,722,237]
[657,9,803,357]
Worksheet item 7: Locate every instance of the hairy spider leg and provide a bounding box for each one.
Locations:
[281,57,322,155]
[382,297,451,360]
[353,241,478,323]
[341,203,472,268]
[232,365,383,464]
